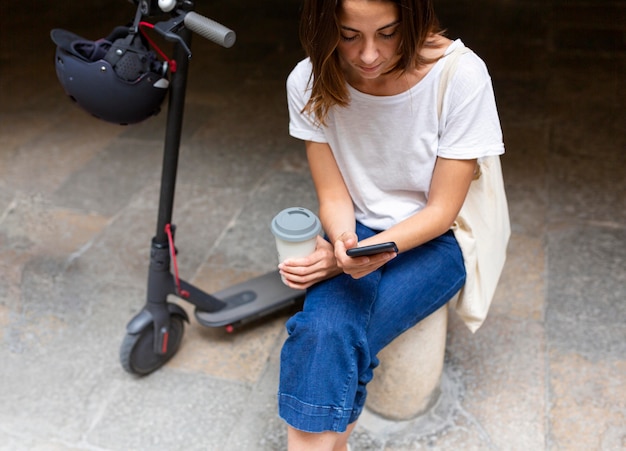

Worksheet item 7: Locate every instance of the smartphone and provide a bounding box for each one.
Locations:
[346,242,398,257]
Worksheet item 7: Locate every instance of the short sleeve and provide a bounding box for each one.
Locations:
[437,52,504,159]
[287,59,328,143]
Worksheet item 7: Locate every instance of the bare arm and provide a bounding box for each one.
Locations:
[305,140,356,244]
[278,141,353,289]
[302,140,399,280]
[279,140,394,287]
[279,144,476,285]
[359,157,477,252]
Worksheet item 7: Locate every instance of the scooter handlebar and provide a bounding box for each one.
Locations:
[184,11,236,48]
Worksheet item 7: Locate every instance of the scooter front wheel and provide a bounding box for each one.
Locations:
[120,314,185,376]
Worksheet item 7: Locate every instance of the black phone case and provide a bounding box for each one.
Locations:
[346,242,398,257]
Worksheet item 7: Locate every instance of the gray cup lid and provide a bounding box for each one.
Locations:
[271,207,321,242]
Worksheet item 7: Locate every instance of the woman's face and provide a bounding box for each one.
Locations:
[336,0,402,83]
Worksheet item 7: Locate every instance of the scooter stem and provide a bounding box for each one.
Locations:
[155,26,192,244]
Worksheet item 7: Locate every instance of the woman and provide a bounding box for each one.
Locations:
[278,0,504,449]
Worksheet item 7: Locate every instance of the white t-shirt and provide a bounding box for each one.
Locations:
[287,39,504,231]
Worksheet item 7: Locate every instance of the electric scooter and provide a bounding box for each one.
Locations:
[111,0,304,375]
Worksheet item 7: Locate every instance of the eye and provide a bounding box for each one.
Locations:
[340,34,358,42]
[380,29,399,40]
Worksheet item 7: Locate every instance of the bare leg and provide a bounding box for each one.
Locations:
[287,422,357,451]
[333,422,357,451]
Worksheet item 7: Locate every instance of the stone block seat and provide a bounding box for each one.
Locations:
[366,299,453,420]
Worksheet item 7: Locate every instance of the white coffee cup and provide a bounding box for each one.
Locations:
[271,207,321,283]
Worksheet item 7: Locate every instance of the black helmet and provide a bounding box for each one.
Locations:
[51,27,169,125]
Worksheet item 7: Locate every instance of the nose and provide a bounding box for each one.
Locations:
[360,39,378,65]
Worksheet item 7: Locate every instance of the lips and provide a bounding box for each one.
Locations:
[358,63,382,73]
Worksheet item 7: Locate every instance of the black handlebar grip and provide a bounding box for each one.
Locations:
[184,12,236,48]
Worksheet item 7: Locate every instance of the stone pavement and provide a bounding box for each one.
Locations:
[0,0,624,449]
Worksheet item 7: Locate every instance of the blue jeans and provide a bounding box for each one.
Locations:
[278,223,466,433]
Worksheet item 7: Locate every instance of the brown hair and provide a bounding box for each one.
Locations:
[299,0,442,125]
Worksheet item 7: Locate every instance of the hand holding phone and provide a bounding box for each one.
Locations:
[346,242,398,258]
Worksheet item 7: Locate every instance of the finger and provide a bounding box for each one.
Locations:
[338,232,358,248]
[344,252,396,278]
[279,270,317,290]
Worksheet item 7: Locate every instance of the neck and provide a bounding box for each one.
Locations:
[345,67,423,96]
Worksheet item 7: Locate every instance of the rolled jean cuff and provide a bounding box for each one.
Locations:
[278,393,353,433]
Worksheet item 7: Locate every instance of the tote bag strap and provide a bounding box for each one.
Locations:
[436,44,511,332]
[437,45,472,119]
[438,45,479,179]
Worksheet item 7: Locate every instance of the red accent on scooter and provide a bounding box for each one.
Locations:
[165,224,191,299]
[139,21,177,73]
[161,330,169,353]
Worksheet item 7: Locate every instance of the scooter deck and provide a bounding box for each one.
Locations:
[194,271,304,327]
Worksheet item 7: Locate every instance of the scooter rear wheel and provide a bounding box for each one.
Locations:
[120,315,185,376]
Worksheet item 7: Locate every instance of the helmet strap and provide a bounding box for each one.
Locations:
[104,4,145,68]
